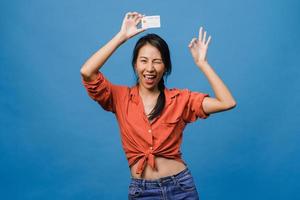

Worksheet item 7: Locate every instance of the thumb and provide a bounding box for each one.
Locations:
[136,27,147,34]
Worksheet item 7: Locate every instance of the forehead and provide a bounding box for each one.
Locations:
[138,44,162,59]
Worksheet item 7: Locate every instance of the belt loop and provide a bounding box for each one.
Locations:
[157,179,162,187]
[171,175,177,185]
[142,179,146,190]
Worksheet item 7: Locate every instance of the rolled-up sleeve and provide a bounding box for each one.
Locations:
[81,71,116,113]
[182,89,210,123]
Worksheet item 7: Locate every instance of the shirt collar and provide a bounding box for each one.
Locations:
[129,85,179,104]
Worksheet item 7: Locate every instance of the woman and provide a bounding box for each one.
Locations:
[80,11,236,200]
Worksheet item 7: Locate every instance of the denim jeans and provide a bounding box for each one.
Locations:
[128,167,200,200]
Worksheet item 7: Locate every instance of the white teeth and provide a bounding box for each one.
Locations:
[144,75,156,79]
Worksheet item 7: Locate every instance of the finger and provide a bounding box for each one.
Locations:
[203,31,207,44]
[125,12,132,16]
[133,13,142,22]
[135,17,142,26]
[134,14,143,25]
[132,15,138,21]
[131,12,139,19]
[191,37,197,44]
[136,27,147,34]
[198,26,203,42]
[127,12,134,19]
[189,38,197,48]
[123,12,132,24]
[126,13,131,19]
[132,12,141,19]
[206,35,212,46]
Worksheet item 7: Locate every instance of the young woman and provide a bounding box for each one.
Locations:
[80,11,236,200]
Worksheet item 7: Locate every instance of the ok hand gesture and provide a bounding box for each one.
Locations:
[189,26,212,65]
[119,12,146,41]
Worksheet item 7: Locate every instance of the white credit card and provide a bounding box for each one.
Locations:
[142,15,161,29]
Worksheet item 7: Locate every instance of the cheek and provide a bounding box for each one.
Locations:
[157,65,166,75]
[156,69,165,80]
[134,65,142,75]
[158,73,164,80]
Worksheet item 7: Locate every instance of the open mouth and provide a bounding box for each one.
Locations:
[143,74,157,85]
[143,74,157,80]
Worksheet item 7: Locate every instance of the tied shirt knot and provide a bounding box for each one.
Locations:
[136,148,157,174]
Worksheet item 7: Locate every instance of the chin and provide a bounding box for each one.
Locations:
[140,82,158,91]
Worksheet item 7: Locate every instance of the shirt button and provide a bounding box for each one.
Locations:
[150,146,153,150]
[148,129,152,133]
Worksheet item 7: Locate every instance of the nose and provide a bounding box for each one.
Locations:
[145,63,155,72]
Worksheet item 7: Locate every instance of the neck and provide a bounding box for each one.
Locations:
[138,84,160,98]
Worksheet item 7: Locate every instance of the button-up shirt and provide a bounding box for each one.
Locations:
[82,71,210,175]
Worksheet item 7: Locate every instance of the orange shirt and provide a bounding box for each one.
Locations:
[82,71,210,175]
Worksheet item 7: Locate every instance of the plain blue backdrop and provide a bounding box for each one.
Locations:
[1,0,299,199]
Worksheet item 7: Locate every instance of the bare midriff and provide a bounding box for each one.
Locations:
[130,157,187,180]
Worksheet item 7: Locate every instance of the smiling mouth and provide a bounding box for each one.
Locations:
[142,74,157,85]
[143,74,157,80]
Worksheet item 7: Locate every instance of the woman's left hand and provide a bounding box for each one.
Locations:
[189,26,212,65]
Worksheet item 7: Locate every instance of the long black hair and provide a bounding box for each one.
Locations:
[132,33,172,120]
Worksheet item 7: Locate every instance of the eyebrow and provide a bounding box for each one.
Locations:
[139,56,162,61]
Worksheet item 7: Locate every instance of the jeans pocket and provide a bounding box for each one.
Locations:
[128,184,143,198]
[176,174,197,192]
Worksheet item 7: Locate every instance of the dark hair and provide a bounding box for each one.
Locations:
[132,33,172,120]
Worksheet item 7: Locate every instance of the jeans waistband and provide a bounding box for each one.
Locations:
[130,167,190,186]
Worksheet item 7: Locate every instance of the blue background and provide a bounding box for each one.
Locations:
[1,0,299,199]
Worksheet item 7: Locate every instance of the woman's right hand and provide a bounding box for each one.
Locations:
[118,12,146,41]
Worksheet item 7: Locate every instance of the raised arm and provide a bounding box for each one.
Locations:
[188,26,237,114]
[80,12,146,82]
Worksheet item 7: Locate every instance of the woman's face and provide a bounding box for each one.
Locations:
[135,44,165,91]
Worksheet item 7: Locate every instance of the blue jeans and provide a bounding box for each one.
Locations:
[128,167,200,200]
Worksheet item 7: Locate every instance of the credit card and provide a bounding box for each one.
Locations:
[141,15,161,29]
